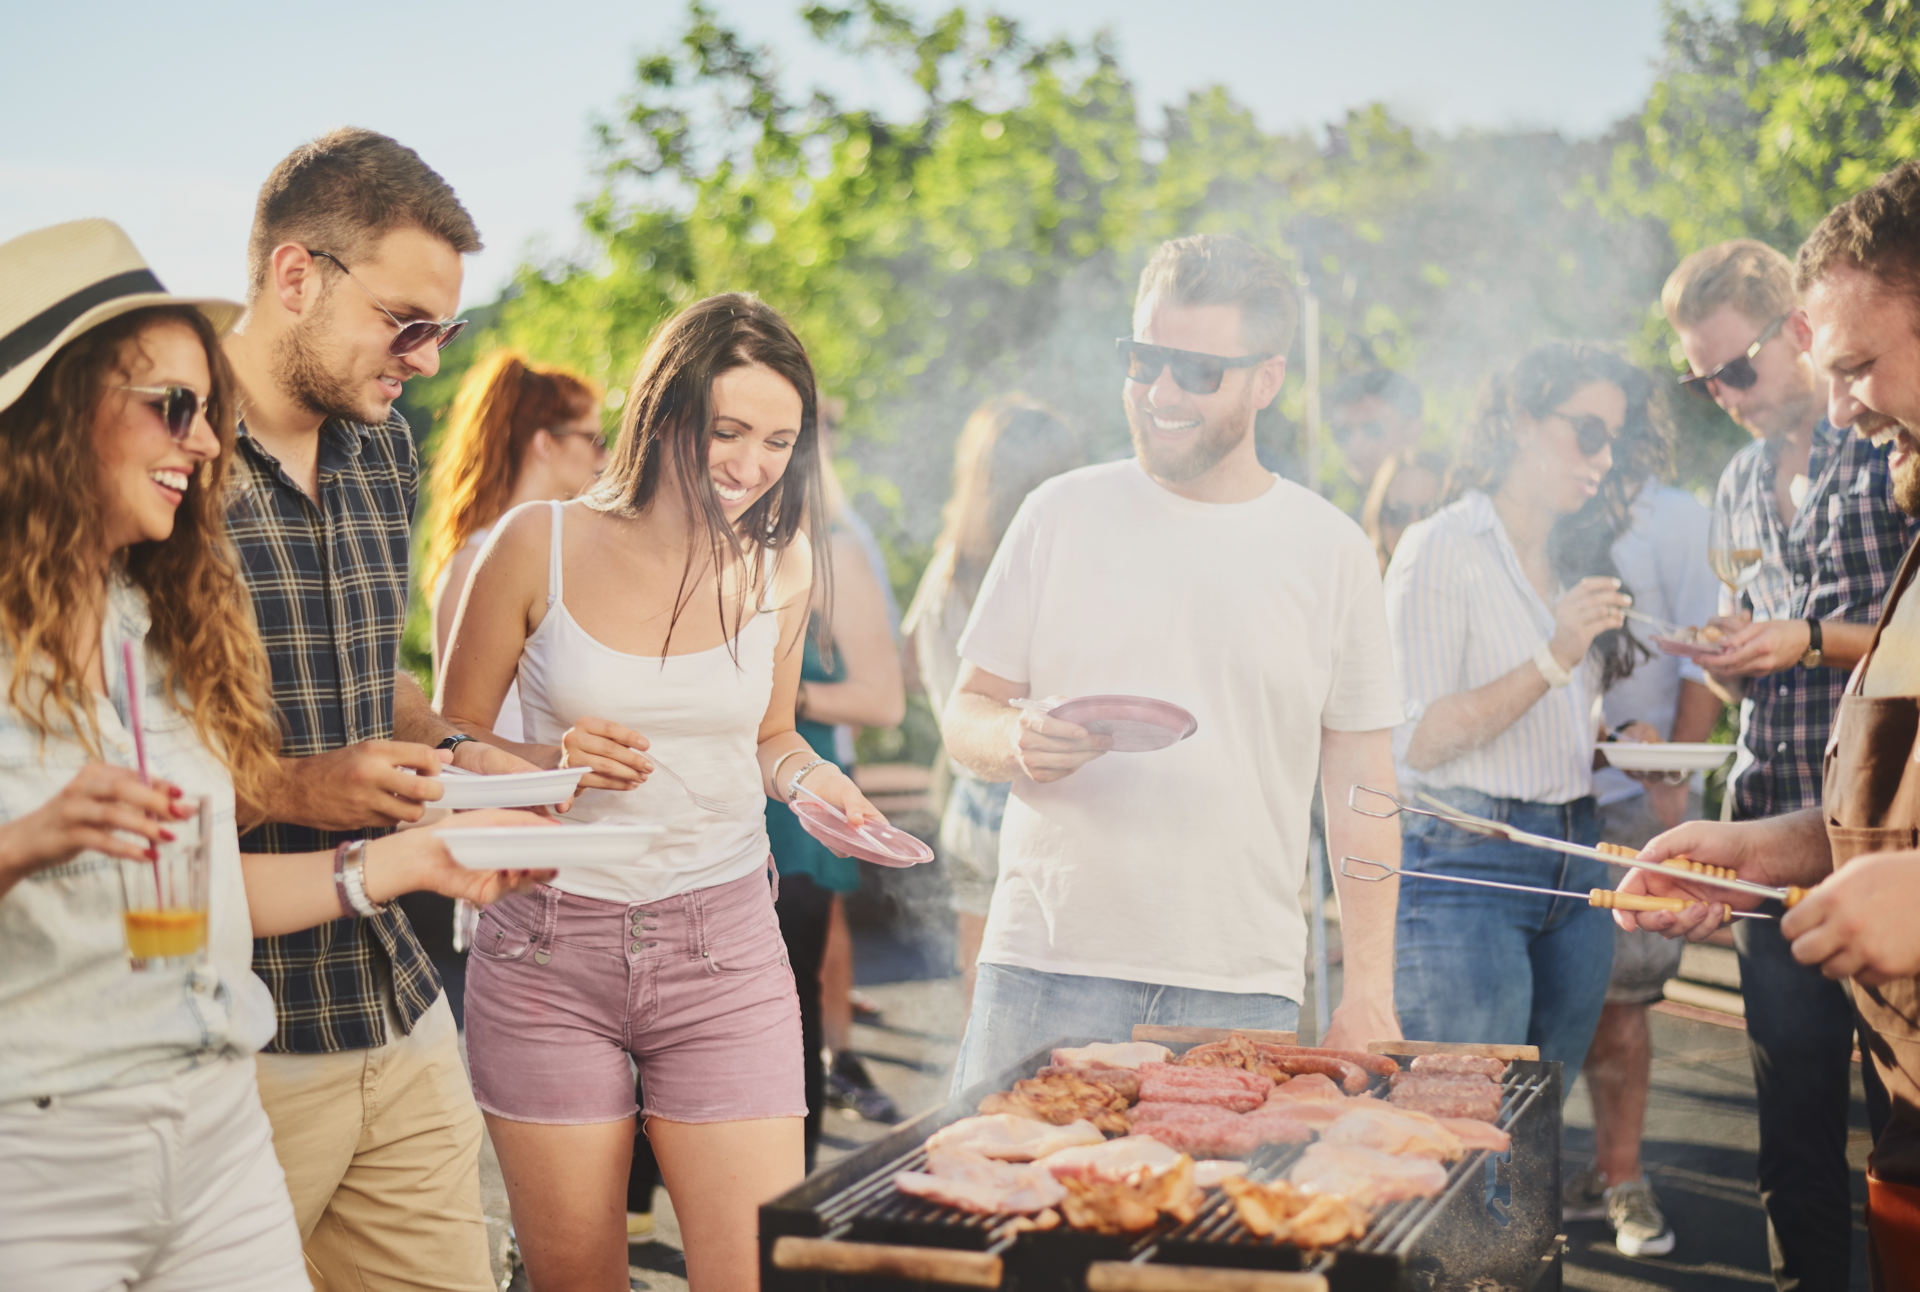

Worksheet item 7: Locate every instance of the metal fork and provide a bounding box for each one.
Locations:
[648,756,736,814]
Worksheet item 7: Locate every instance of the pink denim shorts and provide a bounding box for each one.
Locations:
[464,869,806,1125]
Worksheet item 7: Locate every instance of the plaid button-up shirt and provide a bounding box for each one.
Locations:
[1714,421,1920,819]
[228,412,441,1054]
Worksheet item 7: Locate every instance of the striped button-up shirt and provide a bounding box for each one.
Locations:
[1385,490,1601,805]
[227,412,440,1054]
[1715,422,1920,819]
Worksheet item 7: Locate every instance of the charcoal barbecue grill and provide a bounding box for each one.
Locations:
[761,1037,1565,1292]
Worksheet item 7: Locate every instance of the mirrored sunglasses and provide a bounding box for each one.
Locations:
[117,384,205,441]
[1115,338,1273,395]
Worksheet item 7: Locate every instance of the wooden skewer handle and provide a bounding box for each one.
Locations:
[1785,886,1809,908]
[1593,841,1736,879]
[1587,889,1732,925]
[1087,1262,1329,1292]
[770,1237,1003,1287]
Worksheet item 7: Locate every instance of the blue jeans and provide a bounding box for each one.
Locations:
[951,964,1299,1096]
[1394,787,1612,1083]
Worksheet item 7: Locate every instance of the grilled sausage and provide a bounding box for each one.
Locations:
[1255,1044,1400,1081]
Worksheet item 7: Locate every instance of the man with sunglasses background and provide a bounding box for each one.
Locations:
[942,234,1406,1090]
[220,128,538,1292]
[1327,367,1425,515]
[1662,238,1913,1291]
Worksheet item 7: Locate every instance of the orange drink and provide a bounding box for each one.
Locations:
[119,796,211,970]
[123,909,208,960]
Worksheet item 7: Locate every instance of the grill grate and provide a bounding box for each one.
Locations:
[763,1040,1565,1291]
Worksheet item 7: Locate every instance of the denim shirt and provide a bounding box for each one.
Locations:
[0,577,275,1104]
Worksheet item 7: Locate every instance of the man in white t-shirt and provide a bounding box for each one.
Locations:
[942,234,1407,1090]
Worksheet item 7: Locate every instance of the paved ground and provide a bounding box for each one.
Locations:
[482,867,1876,1291]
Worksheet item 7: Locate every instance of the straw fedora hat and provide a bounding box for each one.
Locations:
[0,218,243,416]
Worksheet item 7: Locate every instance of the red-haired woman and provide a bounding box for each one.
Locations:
[441,293,886,1291]
[421,348,605,737]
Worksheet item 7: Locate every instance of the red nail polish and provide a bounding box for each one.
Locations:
[167,786,182,798]
[160,830,175,842]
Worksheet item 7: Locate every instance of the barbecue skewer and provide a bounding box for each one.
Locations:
[1340,856,1773,922]
[1347,785,1807,906]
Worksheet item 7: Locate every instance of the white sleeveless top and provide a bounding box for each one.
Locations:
[455,525,524,742]
[515,501,779,903]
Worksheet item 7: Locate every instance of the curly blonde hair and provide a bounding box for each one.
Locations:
[0,307,279,803]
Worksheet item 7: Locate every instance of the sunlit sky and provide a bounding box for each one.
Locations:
[3,0,1668,305]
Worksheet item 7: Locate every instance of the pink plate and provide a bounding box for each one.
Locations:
[1651,632,1726,662]
[1047,695,1199,753]
[789,801,934,868]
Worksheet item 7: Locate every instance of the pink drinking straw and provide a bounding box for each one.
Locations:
[121,641,163,907]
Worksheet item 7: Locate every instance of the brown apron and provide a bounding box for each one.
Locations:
[1822,537,1920,1284]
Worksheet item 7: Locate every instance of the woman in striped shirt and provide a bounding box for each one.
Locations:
[1384,342,1661,1079]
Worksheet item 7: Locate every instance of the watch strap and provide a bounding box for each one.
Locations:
[436,734,476,751]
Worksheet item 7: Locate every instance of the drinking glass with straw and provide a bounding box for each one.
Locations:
[117,641,210,970]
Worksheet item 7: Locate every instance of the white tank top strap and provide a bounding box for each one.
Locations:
[757,545,781,615]
[546,500,565,610]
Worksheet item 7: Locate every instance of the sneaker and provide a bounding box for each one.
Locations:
[849,989,883,1021]
[1561,1162,1609,1222]
[825,1050,901,1123]
[626,1211,655,1243]
[1606,1178,1676,1257]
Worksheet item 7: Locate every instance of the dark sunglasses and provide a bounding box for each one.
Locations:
[1116,338,1273,395]
[1551,409,1622,457]
[309,250,468,357]
[117,384,205,441]
[1378,499,1435,528]
[1679,313,1787,397]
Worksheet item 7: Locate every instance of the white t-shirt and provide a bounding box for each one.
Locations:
[957,460,1404,1000]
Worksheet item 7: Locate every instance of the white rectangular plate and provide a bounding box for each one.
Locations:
[1595,742,1736,773]
[439,822,663,869]
[434,767,589,810]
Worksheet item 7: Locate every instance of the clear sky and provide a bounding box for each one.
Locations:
[2,0,1668,305]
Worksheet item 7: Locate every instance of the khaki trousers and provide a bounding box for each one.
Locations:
[254,995,490,1292]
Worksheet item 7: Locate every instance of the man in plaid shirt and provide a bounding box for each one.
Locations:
[223,129,541,1292]
[1666,240,1915,1292]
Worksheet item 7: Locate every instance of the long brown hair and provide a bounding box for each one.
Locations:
[1450,341,1671,688]
[918,395,1082,615]
[585,293,825,658]
[0,307,279,801]
[419,349,600,593]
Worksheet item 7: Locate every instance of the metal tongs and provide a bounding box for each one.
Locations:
[1348,785,1807,906]
[1339,855,1772,922]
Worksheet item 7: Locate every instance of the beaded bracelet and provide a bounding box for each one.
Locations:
[784,757,831,802]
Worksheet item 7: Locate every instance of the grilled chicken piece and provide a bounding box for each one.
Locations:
[1409,1053,1508,1080]
[1042,1135,1184,1183]
[1265,1072,1346,1103]
[1051,1041,1172,1070]
[1288,1142,1449,1211]
[925,1114,1106,1161]
[1437,1117,1511,1153]
[1060,1155,1202,1234]
[1034,1064,1143,1101]
[895,1148,1066,1214]
[979,1072,1132,1133]
[1318,1103,1464,1161]
[1221,1176,1371,1246]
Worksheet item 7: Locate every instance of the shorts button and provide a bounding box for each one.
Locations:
[1776,741,1788,752]
[630,940,643,953]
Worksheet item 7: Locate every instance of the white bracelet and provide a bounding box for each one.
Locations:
[784,757,831,802]
[341,840,388,917]
[1532,642,1573,689]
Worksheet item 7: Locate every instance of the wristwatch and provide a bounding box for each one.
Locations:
[1799,618,1824,670]
[436,734,476,752]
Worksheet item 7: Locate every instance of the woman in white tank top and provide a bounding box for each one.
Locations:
[440,295,887,1292]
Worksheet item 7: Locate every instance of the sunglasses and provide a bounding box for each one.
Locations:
[116,384,206,441]
[1551,409,1622,457]
[309,250,468,357]
[1378,499,1434,528]
[1679,313,1787,397]
[1116,339,1274,395]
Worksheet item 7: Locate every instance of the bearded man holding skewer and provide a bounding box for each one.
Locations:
[941,234,1406,1092]
[1623,161,1920,1289]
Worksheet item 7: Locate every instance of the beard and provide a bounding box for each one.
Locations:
[273,293,387,426]
[1127,385,1254,485]
[1891,427,1920,517]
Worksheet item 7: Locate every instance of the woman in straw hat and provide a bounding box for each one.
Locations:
[0,219,551,1290]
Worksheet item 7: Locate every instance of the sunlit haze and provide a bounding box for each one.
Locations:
[2,0,1664,305]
